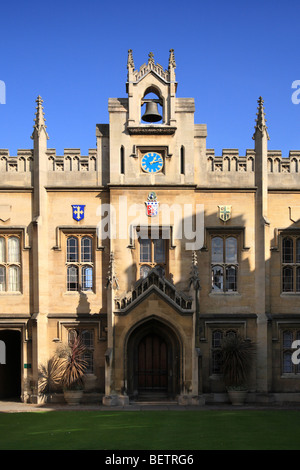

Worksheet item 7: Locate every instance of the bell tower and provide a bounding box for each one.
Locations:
[126,49,177,129]
[107,49,198,186]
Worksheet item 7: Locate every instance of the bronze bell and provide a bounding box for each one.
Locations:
[142,101,162,123]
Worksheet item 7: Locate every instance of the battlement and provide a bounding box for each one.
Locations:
[206,149,300,174]
[0,149,97,173]
[206,149,255,172]
[267,150,300,173]
[0,149,33,172]
[47,149,97,172]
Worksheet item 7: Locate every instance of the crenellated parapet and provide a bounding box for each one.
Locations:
[0,148,97,173]
[206,149,255,173]
[0,149,33,172]
[267,150,300,173]
[206,148,300,175]
[47,149,97,172]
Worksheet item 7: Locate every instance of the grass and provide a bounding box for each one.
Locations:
[0,410,300,450]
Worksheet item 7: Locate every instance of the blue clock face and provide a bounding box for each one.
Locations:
[141,152,163,173]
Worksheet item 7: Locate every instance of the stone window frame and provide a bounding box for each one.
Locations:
[65,234,95,293]
[0,233,22,293]
[137,226,169,279]
[281,329,300,375]
[210,328,238,375]
[210,233,240,294]
[281,234,300,293]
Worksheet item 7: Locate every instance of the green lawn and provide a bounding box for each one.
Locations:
[0,410,300,450]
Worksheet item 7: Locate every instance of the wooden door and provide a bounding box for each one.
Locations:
[137,333,168,391]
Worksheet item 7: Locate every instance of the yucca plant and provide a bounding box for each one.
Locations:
[220,334,255,390]
[38,356,65,395]
[58,337,88,390]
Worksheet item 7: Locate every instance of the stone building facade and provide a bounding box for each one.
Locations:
[1,49,300,404]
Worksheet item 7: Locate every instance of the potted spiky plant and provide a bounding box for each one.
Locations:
[58,337,88,405]
[220,334,255,405]
[38,355,65,402]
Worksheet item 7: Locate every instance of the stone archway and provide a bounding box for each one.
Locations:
[126,318,181,401]
[0,330,21,400]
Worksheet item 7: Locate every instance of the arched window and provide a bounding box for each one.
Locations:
[211,235,238,292]
[67,237,78,262]
[82,266,93,291]
[0,266,5,291]
[138,229,167,279]
[282,330,300,374]
[212,265,223,291]
[81,237,92,262]
[120,146,125,175]
[8,237,20,263]
[8,265,20,291]
[282,237,293,263]
[281,235,300,292]
[153,239,165,263]
[212,330,223,348]
[180,146,185,175]
[226,265,237,292]
[0,235,21,292]
[283,266,293,292]
[0,237,5,263]
[66,235,94,292]
[283,351,293,373]
[225,237,237,264]
[212,237,223,263]
[67,265,78,291]
[226,330,237,338]
[283,331,293,348]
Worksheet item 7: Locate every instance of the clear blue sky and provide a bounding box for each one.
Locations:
[0,0,300,157]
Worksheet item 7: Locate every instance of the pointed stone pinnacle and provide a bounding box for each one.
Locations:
[106,251,119,290]
[31,95,49,140]
[127,49,135,70]
[168,49,176,69]
[252,96,270,141]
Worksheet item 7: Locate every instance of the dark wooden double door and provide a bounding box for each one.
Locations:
[137,333,168,393]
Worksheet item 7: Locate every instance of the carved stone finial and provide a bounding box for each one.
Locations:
[127,49,135,70]
[31,95,49,140]
[148,51,155,65]
[189,251,201,290]
[252,96,270,141]
[106,252,119,290]
[168,49,176,69]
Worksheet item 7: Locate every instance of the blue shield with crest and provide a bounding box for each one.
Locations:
[72,205,85,221]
